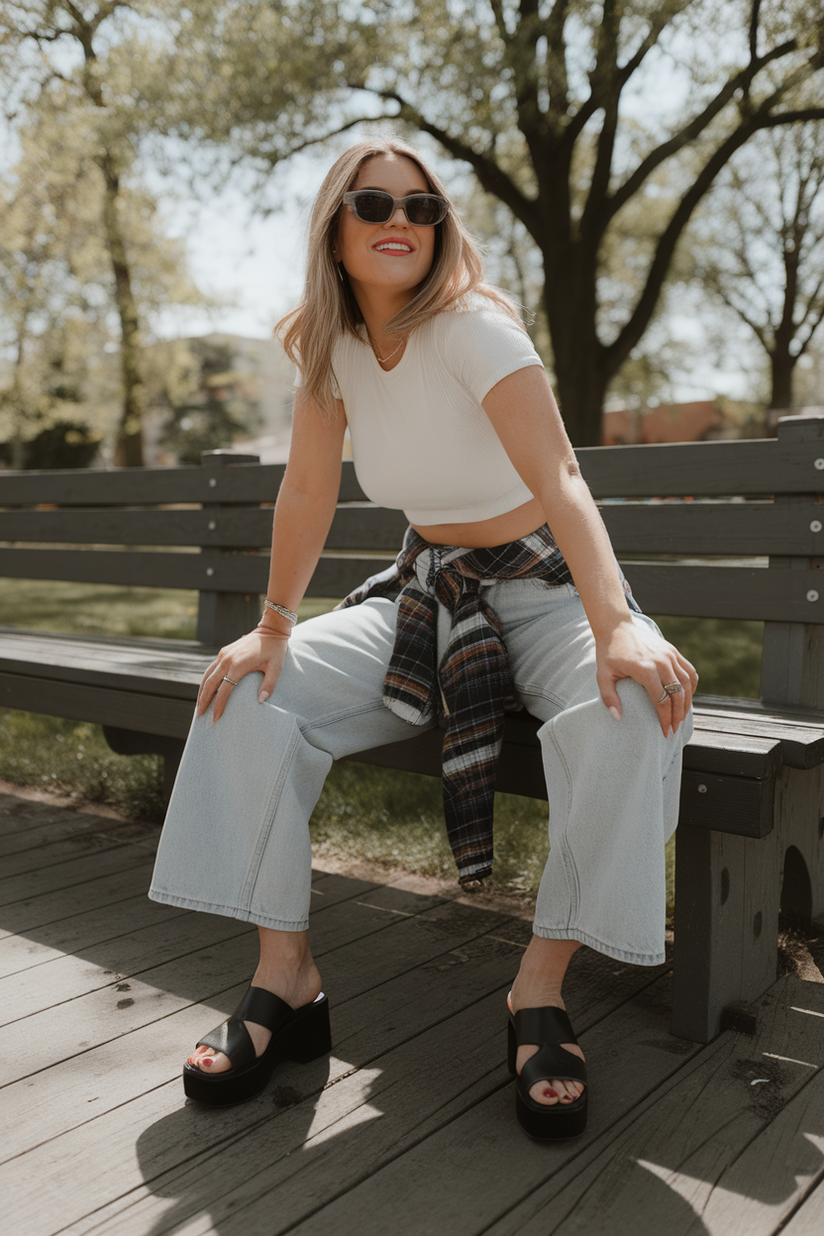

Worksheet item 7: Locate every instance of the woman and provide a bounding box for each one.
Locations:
[149,137,696,1140]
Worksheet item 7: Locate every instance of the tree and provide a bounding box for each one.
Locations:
[0,1,174,463]
[0,19,207,465]
[694,120,824,410]
[168,0,824,443]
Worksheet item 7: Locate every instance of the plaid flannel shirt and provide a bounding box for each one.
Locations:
[339,525,638,887]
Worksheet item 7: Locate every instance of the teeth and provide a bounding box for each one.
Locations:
[376,243,411,252]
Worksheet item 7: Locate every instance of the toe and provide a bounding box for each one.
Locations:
[188,1046,231,1074]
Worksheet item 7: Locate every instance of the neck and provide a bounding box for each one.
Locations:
[351,285,414,352]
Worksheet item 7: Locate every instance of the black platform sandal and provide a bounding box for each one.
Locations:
[183,987,331,1107]
[507,1004,588,1140]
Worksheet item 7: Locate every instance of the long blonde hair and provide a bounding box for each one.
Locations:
[276,137,521,420]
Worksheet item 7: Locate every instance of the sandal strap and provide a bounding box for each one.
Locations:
[197,1016,256,1070]
[235,986,294,1031]
[513,1005,577,1049]
[195,986,296,1072]
[512,1006,587,1093]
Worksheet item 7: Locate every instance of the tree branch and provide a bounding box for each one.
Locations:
[608,39,800,221]
[356,86,540,233]
[605,121,762,372]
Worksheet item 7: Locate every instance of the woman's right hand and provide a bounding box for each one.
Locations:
[196,627,291,723]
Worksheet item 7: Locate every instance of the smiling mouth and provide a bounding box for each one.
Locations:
[374,241,413,253]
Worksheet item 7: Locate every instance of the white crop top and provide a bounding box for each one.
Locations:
[325,301,545,524]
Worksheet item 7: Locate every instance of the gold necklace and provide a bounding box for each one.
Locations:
[370,333,407,364]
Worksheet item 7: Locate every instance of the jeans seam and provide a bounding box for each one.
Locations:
[299,698,393,735]
[545,722,581,923]
[240,720,302,910]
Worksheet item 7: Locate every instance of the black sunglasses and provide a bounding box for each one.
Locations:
[342,190,449,226]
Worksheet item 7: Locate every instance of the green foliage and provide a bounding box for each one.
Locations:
[0,709,165,820]
[653,615,763,699]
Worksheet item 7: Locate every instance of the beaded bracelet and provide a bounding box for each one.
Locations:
[263,599,298,625]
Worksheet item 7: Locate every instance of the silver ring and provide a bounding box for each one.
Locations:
[657,681,683,703]
[222,676,239,686]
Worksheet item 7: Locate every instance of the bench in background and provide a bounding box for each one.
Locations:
[1,414,823,1043]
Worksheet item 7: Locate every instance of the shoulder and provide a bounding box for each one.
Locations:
[436,296,533,349]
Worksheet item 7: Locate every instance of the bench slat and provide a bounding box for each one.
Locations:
[0,671,196,739]
[0,437,822,507]
[0,547,395,597]
[0,504,411,551]
[623,562,824,623]
[601,500,822,557]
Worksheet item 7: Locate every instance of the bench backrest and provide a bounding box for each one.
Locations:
[0,413,822,706]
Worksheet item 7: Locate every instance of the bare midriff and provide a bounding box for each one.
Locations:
[411,494,546,550]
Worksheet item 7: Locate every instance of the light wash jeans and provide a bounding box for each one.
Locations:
[149,562,691,966]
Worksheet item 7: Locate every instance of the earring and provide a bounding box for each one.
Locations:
[336,262,344,284]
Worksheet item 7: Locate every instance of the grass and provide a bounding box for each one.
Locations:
[0,579,764,903]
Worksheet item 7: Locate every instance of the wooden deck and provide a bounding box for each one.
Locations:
[2,789,824,1236]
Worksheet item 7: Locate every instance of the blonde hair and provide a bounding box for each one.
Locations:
[276,137,521,420]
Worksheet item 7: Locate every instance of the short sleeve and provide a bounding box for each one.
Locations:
[293,365,341,401]
[440,304,544,403]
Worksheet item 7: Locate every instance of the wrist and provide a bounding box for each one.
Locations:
[254,624,291,640]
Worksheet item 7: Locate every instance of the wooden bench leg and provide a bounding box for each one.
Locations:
[672,824,781,1042]
[672,764,824,1042]
[778,765,824,923]
[101,727,185,806]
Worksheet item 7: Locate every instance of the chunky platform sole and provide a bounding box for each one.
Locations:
[507,1009,588,1141]
[183,992,331,1107]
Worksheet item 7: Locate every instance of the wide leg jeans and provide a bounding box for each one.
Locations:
[149,570,691,966]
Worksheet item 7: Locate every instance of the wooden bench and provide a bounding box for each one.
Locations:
[1,414,823,1044]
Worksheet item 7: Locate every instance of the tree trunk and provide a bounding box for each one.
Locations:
[769,349,797,412]
[99,153,145,467]
[541,269,609,446]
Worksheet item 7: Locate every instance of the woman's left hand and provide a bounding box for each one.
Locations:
[596,619,698,736]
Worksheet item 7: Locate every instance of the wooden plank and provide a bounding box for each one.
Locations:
[602,498,824,557]
[0,895,186,982]
[0,503,409,552]
[1,438,821,510]
[0,629,209,695]
[0,889,449,1026]
[0,842,162,913]
[0,858,157,933]
[1,829,148,880]
[695,696,824,770]
[679,768,774,838]
[623,562,824,623]
[0,460,368,507]
[209,976,695,1236]
[0,545,387,597]
[0,810,152,858]
[0,672,196,739]
[577,437,822,498]
[7,926,669,1234]
[485,976,824,1236]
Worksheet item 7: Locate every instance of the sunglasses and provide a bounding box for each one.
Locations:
[342,190,449,226]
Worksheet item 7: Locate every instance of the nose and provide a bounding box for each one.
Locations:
[389,203,409,226]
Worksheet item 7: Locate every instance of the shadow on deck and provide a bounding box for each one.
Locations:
[1,789,824,1235]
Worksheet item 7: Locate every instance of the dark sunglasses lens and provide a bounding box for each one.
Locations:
[405,195,445,225]
[353,192,394,223]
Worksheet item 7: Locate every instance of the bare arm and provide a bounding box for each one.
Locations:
[198,391,347,721]
[482,366,697,734]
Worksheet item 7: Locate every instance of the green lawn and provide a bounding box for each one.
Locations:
[0,579,763,905]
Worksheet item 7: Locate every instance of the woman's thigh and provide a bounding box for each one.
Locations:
[492,579,663,723]
[257,596,436,758]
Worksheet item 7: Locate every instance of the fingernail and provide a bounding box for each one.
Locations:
[609,706,621,721]
[259,690,270,703]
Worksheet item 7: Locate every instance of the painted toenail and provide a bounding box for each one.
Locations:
[201,1057,213,1067]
